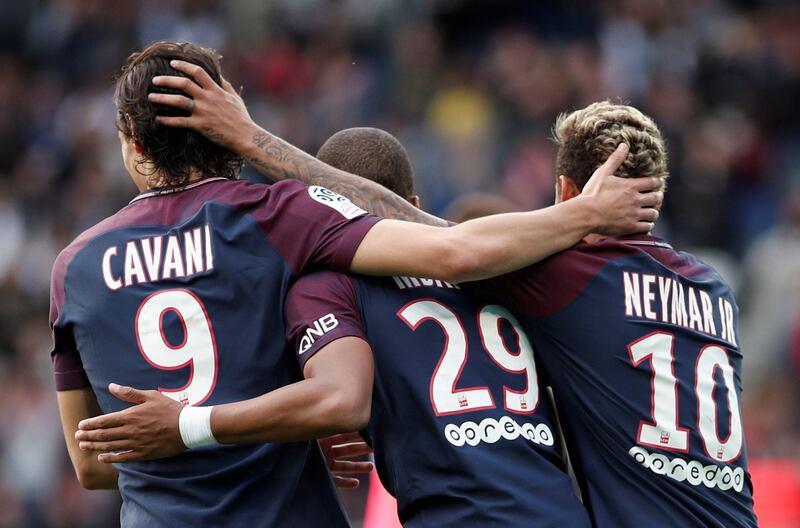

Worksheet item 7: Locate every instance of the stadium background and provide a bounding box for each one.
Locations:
[0,0,798,526]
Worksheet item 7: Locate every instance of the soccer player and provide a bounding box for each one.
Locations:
[78,127,592,526]
[51,42,659,527]
[480,103,758,527]
[137,64,756,527]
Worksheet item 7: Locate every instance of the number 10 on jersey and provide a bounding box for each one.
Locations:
[629,331,743,463]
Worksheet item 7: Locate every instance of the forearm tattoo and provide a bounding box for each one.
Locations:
[248,131,447,226]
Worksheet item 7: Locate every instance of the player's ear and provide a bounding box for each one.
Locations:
[558,175,580,202]
[408,195,421,209]
[124,115,146,154]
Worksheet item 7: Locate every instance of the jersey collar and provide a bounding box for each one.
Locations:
[616,234,673,250]
[129,177,229,204]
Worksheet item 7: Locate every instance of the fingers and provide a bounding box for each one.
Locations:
[634,221,656,233]
[168,60,215,89]
[109,383,148,404]
[220,76,237,95]
[76,426,130,443]
[328,442,373,459]
[637,208,660,224]
[148,92,195,113]
[597,143,629,176]
[78,411,126,431]
[154,115,192,128]
[637,190,664,209]
[333,476,361,489]
[152,74,203,98]
[632,176,663,193]
[329,460,374,474]
[79,438,134,453]
[98,450,141,464]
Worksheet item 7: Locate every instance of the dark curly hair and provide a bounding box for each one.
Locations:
[113,41,242,189]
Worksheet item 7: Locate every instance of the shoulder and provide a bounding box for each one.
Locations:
[194,178,283,207]
[287,271,358,307]
[52,206,140,281]
[494,240,618,316]
[503,239,661,318]
[284,272,362,336]
[513,238,732,318]
[215,179,367,220]
[50,207,139,324]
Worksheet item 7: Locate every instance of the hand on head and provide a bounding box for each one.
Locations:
[148,60,253,151]
[581,143,663,237]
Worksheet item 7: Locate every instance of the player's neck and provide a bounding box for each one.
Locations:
[137,170,206,192]
[583,233,607,244]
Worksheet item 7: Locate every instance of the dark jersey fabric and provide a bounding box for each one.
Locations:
[49,177,379,527]
[285,271,590,527]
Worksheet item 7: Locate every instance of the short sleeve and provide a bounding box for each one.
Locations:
[51,326,90,390]
[285,271,368,369]
[256,181,381,274]
[49,252,90,391]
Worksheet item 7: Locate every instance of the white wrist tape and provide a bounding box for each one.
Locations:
[179,406,218,449]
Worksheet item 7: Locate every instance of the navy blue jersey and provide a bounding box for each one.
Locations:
[482,235,757,527]
[49,178,380,527]
[285,271,590,527]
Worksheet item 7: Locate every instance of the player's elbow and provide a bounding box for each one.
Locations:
[326,390,371,432]
[75,466,116,490]
[436,236,486,284]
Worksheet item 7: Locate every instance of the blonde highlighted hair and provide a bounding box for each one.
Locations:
[553,101,669,193]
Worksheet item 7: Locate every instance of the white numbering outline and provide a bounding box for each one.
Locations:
[397,300,539,416]
[135,289,218,406]
[628,331,743,463]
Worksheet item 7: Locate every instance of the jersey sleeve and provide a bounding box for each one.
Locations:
[256,180,381,274]
[285,271,368,370]
[49,251,90,391]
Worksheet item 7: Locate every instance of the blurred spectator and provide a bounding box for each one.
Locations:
[442,191,517,223]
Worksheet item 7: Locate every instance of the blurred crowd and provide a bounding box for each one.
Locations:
[0,0,798,526]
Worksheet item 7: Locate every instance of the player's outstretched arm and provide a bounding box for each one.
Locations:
[148,60,446,226]
[75,337,374,463]
[350,144,662,283]
[57,388,119,489]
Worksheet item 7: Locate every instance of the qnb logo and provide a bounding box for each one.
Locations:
[628,446,745,493]
[298,314,339,355]
[444,416,555,448]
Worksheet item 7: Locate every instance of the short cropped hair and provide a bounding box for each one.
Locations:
[316,128,414,199]
[114,41,242,189]
[553,101,668,193]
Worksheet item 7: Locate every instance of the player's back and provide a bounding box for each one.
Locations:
[49,178,379,527]
[286,271,590,527]
[496,235,757,527]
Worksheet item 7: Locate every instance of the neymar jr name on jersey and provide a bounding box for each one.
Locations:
[101,225,215,290]
[622,270,738,347]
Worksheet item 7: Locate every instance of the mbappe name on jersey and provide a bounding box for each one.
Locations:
[102,225,215,290]
[392,276,459,290]
[622,271,738,346]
